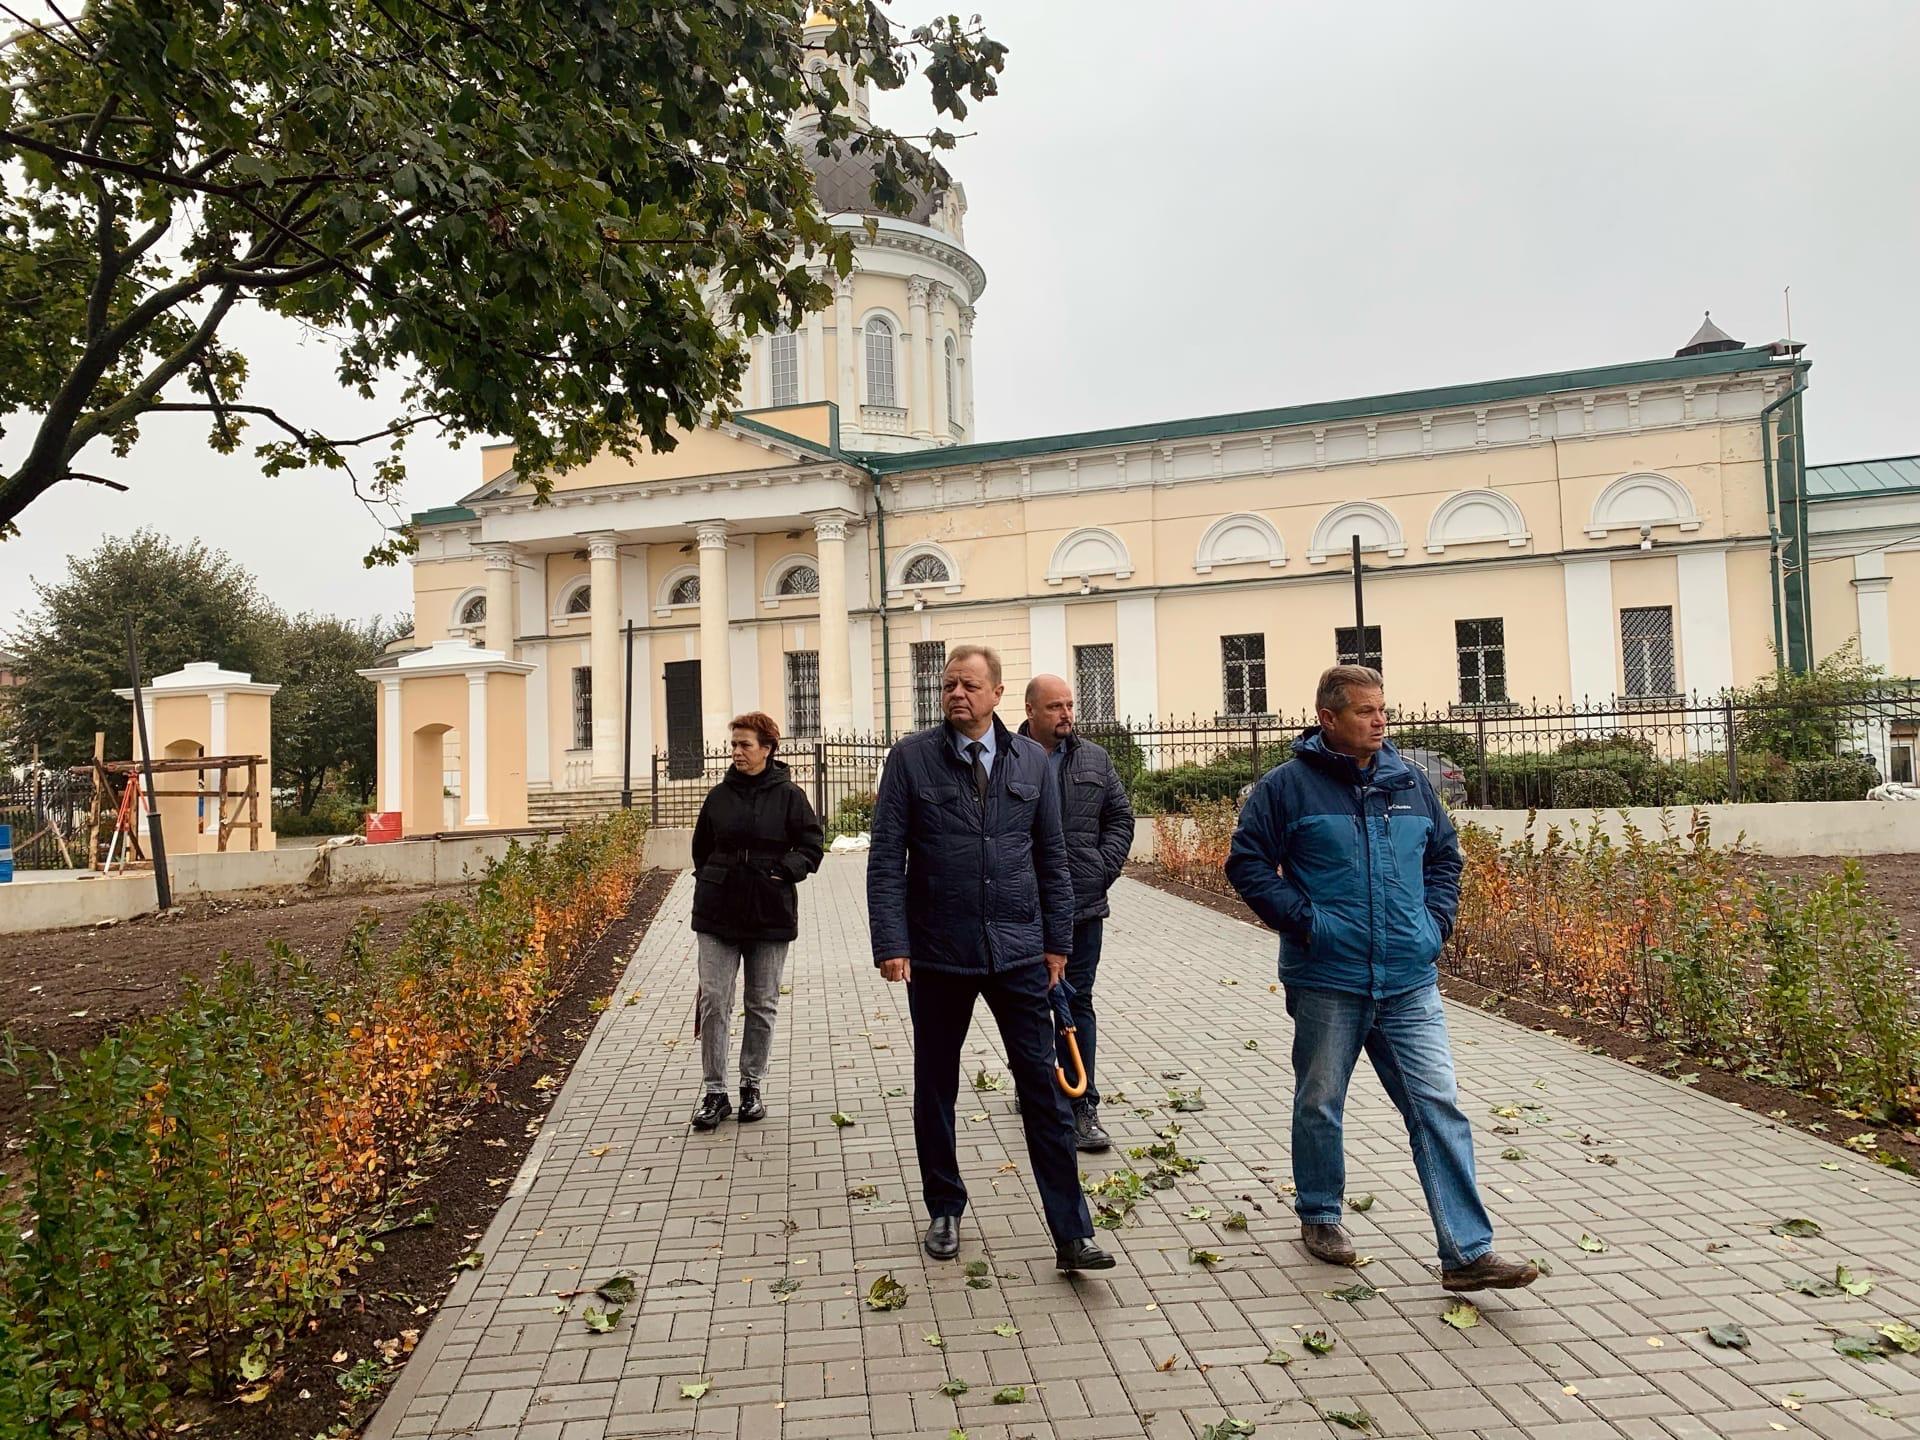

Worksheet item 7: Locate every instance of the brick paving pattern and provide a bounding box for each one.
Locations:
[370,858,1920,1440]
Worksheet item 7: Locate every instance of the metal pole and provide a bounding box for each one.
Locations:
[813,738,827,823]
[620,620,635,809]
[1474,712,1490,809]
[650,748,660,822]
[1723,696,1740,803]
[1350,534,1366,662]
[124,616,172,910]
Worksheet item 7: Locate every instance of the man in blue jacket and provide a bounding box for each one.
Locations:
[1226,665,1537,1293]
[869,644,1115,1274]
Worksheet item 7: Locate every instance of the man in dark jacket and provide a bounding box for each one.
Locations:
[1226,665,1537,1293]
[1020,673,1135,1152]
[869,644,1115,1274]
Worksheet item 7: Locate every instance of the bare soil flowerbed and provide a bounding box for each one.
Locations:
[1124,861,1920,1176]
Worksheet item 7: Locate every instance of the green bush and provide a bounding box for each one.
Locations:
[272,789,372,837]
[829,789,876,837]
[1389,723,1477,766]
[1129,741,1291,815]
[1551,767,1632,809]
[1789,755,1878,801]
[1080,723,1146,790]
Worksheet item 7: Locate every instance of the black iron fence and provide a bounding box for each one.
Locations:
[647,736,890,831]
[0,770,90,870]
[640,688,1918,827]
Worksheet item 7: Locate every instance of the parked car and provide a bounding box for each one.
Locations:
[1236,745,1469,807]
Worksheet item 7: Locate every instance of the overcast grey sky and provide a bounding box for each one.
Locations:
[5,0,1917,631]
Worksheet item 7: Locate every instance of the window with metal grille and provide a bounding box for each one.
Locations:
[770,330,798,407]
[564,584,591,615]
[1334,625,1383,673]
[777,564,819,597]
[1221,633,1267,716]
[786,650,821,736]
[1074,644,1116,723]
[865,317,897,407]
[570,666,593,750]
[668,574,700,606]
[911,641,946,728]
[1455,618,1507,704]
[902,553,950,587]
[459,594,486,627]
[1621,606,1676,697]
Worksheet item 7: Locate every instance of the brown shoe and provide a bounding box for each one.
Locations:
[1441,1252,1540,1292]
[1300,1222,1357,1266]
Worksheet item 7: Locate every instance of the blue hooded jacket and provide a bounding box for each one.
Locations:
[1225,731,1462,998]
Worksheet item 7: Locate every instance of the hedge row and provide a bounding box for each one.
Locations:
[0,810,649,1437]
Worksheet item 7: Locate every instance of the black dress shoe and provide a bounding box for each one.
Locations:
[1055,1237,1116,1272]
[738,1086,766,1123]
[1074,1105,1112,1153]
[923,1215,960,1261]
[690,1093,732,1131]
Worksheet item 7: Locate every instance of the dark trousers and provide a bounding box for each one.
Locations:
[907,962,1094,1244]
[1059,917,1104,1109]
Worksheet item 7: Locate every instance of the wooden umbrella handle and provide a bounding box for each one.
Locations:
[1055,1028,1088,1099]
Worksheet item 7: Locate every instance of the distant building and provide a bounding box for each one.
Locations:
[0,646,22,689]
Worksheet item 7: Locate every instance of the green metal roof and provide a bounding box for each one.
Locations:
[857,344,1789,474]
[411,504,478,526]
[1806,453,1920,501]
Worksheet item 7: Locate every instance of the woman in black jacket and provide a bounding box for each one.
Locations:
[688,711,824,1130]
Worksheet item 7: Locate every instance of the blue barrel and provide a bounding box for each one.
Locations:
[0,823,12,883]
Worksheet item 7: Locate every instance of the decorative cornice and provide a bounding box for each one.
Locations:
[835,218,988,300]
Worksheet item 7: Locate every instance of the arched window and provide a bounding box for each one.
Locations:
[458,594,487,627]
[1307,501,1407,563]
[564,583,592,615]
[944,335,957,423]
[903,553,949,587]
[669,574,701,606]
[769,329,799,407]
[1045,527,1134,585]
[865,317,897,407]
[776,564,819,597]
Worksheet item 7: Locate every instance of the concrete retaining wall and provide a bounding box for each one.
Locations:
[2,826,694,935]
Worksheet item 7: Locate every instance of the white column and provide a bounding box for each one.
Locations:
[480,544,516,654]
[380,677,401,811]
[815,513,854,735]
[524,645,550,786]
[586,532,623,782]
[208,690,228,756]
[835,275,857,424]
[697,520,734,746]
[1561,556,1617,703]
[906,277,932,439]
[1853,552,1893,669]
[1029,600,1069,680]
[928,283,951,440]
[956,303,976,437]
[749,333,768,408]
[465,670,490,826]
[804,291,827,407]
[1676,546,1734,699]
[1115,594,1161,722]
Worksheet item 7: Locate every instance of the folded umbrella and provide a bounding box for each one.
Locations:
[1050,977,1088,1099]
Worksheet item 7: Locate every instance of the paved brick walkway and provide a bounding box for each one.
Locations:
[370,858,1920,1440]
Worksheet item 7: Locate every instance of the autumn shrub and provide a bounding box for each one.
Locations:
[0,810,647,1438]
[1151,798,1240,895]
[1446,813,1920,1122]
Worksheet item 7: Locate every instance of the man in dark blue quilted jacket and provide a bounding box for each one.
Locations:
[1227,665,1537,1293]
[869,644,1115,1275]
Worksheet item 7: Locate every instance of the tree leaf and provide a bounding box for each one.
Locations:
[238,1347,270,1383]
[1199,1421,1256,1440]
[866,1273,909,1311]
[1302,1329,1336,1355]
[1263,1345,1293,1365]
[1769,1217,1822,1238]
[1834,1334,1886,1362]
[972,1068,1003,1091]
[1324,1407,1375,1432]
[1186,1206,1212,1220]
[680,1378,713,1399]
[937,1377,969,1396]
[1576,1233,1608,1253]
[583,1305,623,1333]
[1189,1247,1223,1266]
[964,1260,990,1277]
[830,1111,855,1127]
[1707,1323,1749,1350]
[1324,1282,1378,1304]
[454,1250,484,1270]
[770,1278,801,1299]
[847,1183,878,1201]
[594,1272,637,1305]
[1442,1299,1480,1330]
[1879,1321,1920,1355]
[923,1331,944,1348]
[1835,1265,1874,1297]
[966,1274,992,1289]
[992,1322,1020,1337]
[1346,1194,1375,1213]
[1224,1211,1249,1230]
[1501,1147,1530,1161]
[992,1385,1027,1404]
[1785,1275,1842,1297]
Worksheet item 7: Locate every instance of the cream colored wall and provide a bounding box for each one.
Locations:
[546,637,593,767]
[1727,547,1779,684]
[1810,560,1860,670]
[1888,552,1920,678]
[397,673,466,836]
[524,422,807,494]
[871,605,1032,732]
[743,402,836,449]
[228,695,275,850]
[1555,428,1749,551]
[486,675,529,829]
[414,557,487,643]
[1065,602,1117,651]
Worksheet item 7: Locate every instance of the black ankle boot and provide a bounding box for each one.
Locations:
[691,1092,732,1131]
[738,1085,766,1123]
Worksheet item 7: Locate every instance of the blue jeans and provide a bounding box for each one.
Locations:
[1285,982,1493,1269]
[1059,917,1103,1109]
